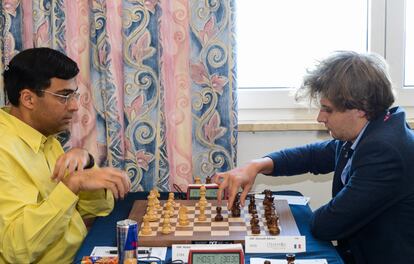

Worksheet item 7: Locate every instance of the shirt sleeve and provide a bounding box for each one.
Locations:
[77,187,114,219]
[264,140,337,176]
[0,181,79,263]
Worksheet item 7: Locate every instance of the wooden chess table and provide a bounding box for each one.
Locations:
[128,199,300,247]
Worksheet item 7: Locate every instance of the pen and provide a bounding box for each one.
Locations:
[107,250,150,254]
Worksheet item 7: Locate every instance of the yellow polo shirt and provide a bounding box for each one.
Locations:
[0,108,114,263]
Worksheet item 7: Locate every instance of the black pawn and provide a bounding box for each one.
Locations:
[215,206,223,221]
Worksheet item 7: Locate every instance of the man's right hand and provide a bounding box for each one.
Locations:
[214,157,274,210]
[62,167,131,199]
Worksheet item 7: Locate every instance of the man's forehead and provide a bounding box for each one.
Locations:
[48,77,77,90]
[319,98,334,107]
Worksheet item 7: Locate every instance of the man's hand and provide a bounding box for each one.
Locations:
[51,148,90,182]
[214,157,274,210]
[62,167,131,199]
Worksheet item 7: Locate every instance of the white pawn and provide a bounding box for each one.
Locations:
[198,205,207,221]
[178,205,190,226]
[141,214,152,235]
[161,215,172,234]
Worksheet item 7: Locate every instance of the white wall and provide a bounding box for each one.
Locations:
[237,130,333,210]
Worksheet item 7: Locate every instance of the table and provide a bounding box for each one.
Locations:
[74,191,344,264]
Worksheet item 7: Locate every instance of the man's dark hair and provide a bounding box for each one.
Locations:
[3,47,79,106]
[295,51,395,120]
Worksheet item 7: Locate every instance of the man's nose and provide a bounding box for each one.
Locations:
[66,97,79,111]
[317,111,326,123]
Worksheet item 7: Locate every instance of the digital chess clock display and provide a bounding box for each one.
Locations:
[189,251,242,264]
[187,183,225,200]
[189,188,219,199]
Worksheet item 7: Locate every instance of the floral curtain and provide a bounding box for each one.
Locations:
[0,0,237,192]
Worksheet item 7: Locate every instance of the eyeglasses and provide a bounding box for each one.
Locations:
[43,89,80,105]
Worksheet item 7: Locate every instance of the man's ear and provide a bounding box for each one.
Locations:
[19,89,36,109]
[356,109,367,118]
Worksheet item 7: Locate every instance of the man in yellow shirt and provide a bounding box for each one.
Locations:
[0,48,131,263]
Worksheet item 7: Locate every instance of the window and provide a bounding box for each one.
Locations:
[404,0,414,87]
[237,0,368,89]
[237,0,414,122]
[385,0,414,107]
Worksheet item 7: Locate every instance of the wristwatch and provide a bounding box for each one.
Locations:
[84,153,95,169]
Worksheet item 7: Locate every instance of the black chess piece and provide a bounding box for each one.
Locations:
[214,206,223,221]
[250,207,258,216]
[248,194,255,202]
[264,196,274,207]
[248,203,257,214]
[205,175,212,184]
[286,253,296,264]
[231,201,241,217]
[235,192,241,203]
[268,215,280,235]
[250,216,259,226]
[250,218,260,234]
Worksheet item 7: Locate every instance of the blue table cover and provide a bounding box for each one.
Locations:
[74,191,344,264]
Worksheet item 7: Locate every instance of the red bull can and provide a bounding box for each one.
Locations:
[117,219,138,264]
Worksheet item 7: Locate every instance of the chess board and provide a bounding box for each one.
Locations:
[128,200,300,247]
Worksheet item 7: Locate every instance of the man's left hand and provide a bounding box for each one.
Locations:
[51,148,91,182]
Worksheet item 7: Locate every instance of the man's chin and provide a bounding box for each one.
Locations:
[55,129,71,137]
[56,124,71,133]
[329,131,340,140]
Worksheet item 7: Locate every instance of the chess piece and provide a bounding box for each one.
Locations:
[249,207,257,216]
[248,194,255,202]
[235,192,241,203]
[161,215,172,234]
[231,201,241,217]
[165,201,175,217]
[265,208,274,221]
[178,205,190,226]
[152,188,162,209]
[266,211,277,224]
[268,216,280,235]
[263,190,274,207]
[140,214,152,235]
[248,203,257,214]
[286,253,295,264]
[146,206,158,222]
[205,175,212,184]
[251,226,261,234]
[198,205,207,221]
[250,213,260,234]
[146,193,159,221]
[198,185,208,207]
[168,192,175,200]
[168,192,178,206]
[214,206,224,221]
[250,216,259,226]
[194,177,202,184]
[178,204,188,214]
[264,261,271,264]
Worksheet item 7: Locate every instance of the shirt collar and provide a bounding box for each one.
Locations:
[350,121,370,151]
[0,107,52,153]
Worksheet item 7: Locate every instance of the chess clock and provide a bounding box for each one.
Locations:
[188,248,244,264]
[186,183,226,200]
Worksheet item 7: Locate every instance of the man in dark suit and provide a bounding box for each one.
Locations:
[215,51,414,263]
